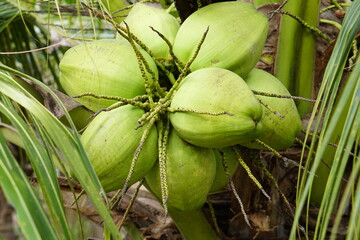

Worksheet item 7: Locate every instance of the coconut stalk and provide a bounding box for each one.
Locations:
[275,0,320,116]
[274,0,303,93]
[144,178,220,240]
[294,0,320,115]
[169,209,219,240]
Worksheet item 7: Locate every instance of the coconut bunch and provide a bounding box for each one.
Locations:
[59,1,302,225]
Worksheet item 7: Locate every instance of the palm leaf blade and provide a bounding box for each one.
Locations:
[1,97,73,240]
[0,129,58,239]
[292,1,360,239]
[0,0,19,32]
[0,67,123,239]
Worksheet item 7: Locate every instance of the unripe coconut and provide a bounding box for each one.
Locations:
[173,1,269,77]
[81,105,158,192]
[145,130,216,211]
[59,39,158,112]
[169,68,264,148]
[119,3,180,60]
[209,148,239,194]
[242,69,302,150]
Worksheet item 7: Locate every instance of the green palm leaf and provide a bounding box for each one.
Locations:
[1,96,73,240]
[291,1,360,239]
[0,0,19,31]
[0,0,62,84]
[0,65,123,239]
[0,131,58,239]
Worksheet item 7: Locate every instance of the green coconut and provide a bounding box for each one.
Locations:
[169,68,264,149]
[81,105,158,192]
[209,148,239,194]
[145,130,216,211]
[242,69,302,150]
[173,1,269,77]
[119,3,180,60]
[59,39,158,111]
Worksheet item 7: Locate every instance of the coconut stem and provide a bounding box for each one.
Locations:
[149,26,184,69]
[157,119,170,218]
[253,157,294,216]
[232,145,270,201]
[73,94,150,118]
[137,99,171,128]
[157,26,209,98]
[228,179,251,228]
[73,93,148,102]
[319,3,349,13]
[252,90,316,102]
[118,117,157,204]
[117,179,143,230]
[168,208,219,240]
[136,27,210,128]
[256,98,284,118]
[217,149,251,227]
[276,10,332,44]
[253,139,304,170]
[167,107,233,116]
[207,198,220,234]
[156,61,177,85]
[123,21,156,105]
[218,149,229,173]
[181,26,209,74]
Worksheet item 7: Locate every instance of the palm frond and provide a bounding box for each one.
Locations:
[0,0,19,31]
[291,1,360,239]
[0,128,59,239]
[0,0,64,84]
[0,65,123,239]
[1,95,73,240]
